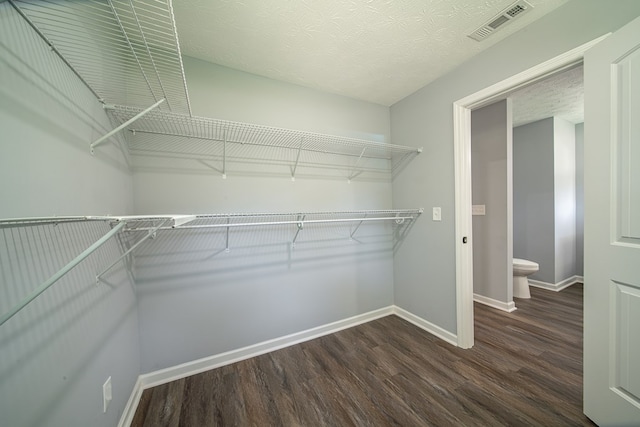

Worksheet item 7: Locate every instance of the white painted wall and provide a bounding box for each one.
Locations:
[471,100,513,303]
[0,4,138,427]
[132,58,397,373]
[512,117,577,284]
[553,117,577,282]
[575,122,584,276]
[391,0,640,335]
[513,118,556,283]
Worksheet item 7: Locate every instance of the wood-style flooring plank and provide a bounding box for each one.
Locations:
[132,284,595,426]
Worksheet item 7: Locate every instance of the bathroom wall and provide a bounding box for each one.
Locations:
[553,117,577,282]
[575,123,584,276]
[513,117,577,285]
[513,119,556,282]
[471,100,513,303]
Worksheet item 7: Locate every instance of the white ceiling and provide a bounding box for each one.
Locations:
[173,0,570,106]
[510,65,584,127]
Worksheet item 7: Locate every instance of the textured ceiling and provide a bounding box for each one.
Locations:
[173,0,569,106]
[510,65,583,127]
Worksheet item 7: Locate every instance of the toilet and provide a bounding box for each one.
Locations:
[513,258,539,299]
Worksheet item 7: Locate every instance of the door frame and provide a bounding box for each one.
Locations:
[453,35,609,349]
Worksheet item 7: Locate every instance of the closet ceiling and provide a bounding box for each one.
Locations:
[173,0,569,106]
[510,65,584,127]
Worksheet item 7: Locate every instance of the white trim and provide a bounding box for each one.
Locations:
[453,103,475,349]
[453,35,609,349]
[473,293,518,312]
[140,306,394,389]
[118,377,144,427]
[529,275,583,292]
[393,306,459,346]
[117,305,459,426]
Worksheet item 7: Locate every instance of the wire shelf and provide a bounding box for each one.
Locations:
[9,0,421,179]
[10,0,191,115]
[119,209,424,230]
[106,105,422,178]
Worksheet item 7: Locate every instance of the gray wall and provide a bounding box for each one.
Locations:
[133,58,396,373]
[553,117,577,282]
[0,4,139,427]
[391,0,640,335]
[575,123,584,276]
[512,117,577,284]
[513,118,556,283]
[471,100,513,302]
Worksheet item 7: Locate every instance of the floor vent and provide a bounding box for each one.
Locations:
[468,0,533,41]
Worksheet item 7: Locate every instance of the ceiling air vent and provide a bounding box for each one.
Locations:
[468,0,533,42]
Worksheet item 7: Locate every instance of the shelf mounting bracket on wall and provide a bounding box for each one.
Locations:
[291,214,306,247]
[348,147,367,183]
[291,137,304,182]
[225,216,231,253]
[350,213,367,240]
[222,129,227,179]
[91,99,165,154]
[0,220,126,327]
[95,218,170,284]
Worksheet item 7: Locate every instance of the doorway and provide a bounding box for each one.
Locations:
[452,35,607,349]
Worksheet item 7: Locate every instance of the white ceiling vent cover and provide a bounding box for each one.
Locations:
[468,0,533,41]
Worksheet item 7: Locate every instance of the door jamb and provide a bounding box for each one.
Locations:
[453,35,609,349]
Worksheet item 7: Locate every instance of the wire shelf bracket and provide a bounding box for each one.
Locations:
[91,99,165,154]
[95,218,170,284]
[0,221,126,327]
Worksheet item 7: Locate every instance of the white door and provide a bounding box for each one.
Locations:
[583,15,640,425]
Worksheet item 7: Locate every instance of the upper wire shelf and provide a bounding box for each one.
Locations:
[9,0,422,179]
[106,105,423,179]
[10,0,191,115]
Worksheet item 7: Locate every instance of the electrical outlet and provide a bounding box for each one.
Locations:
[103,376,112,413]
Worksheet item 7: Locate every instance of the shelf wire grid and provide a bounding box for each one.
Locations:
[120,210,423,232]
[11,0,191,115]
[107,105,422,176]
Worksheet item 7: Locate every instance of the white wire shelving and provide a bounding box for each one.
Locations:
[9,0,422,179]
[9,0,192,115]
[0,209,422,327]
[106,105,423,180]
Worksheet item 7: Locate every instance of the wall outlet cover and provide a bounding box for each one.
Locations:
[103,376,112,413]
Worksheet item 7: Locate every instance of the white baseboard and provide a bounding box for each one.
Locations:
[118,306,393,426]
[118,377,144,427]
[392,306,458,346]
[473,293,517,313]
[529,275,583,292]
[118,304,459,426]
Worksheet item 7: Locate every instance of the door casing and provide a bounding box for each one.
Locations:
[452,35,609,349]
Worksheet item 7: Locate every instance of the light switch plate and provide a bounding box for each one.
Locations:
[472,205,486,216]
[432,207,441,221]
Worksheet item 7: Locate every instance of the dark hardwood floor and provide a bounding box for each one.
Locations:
[132,284,594,426]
